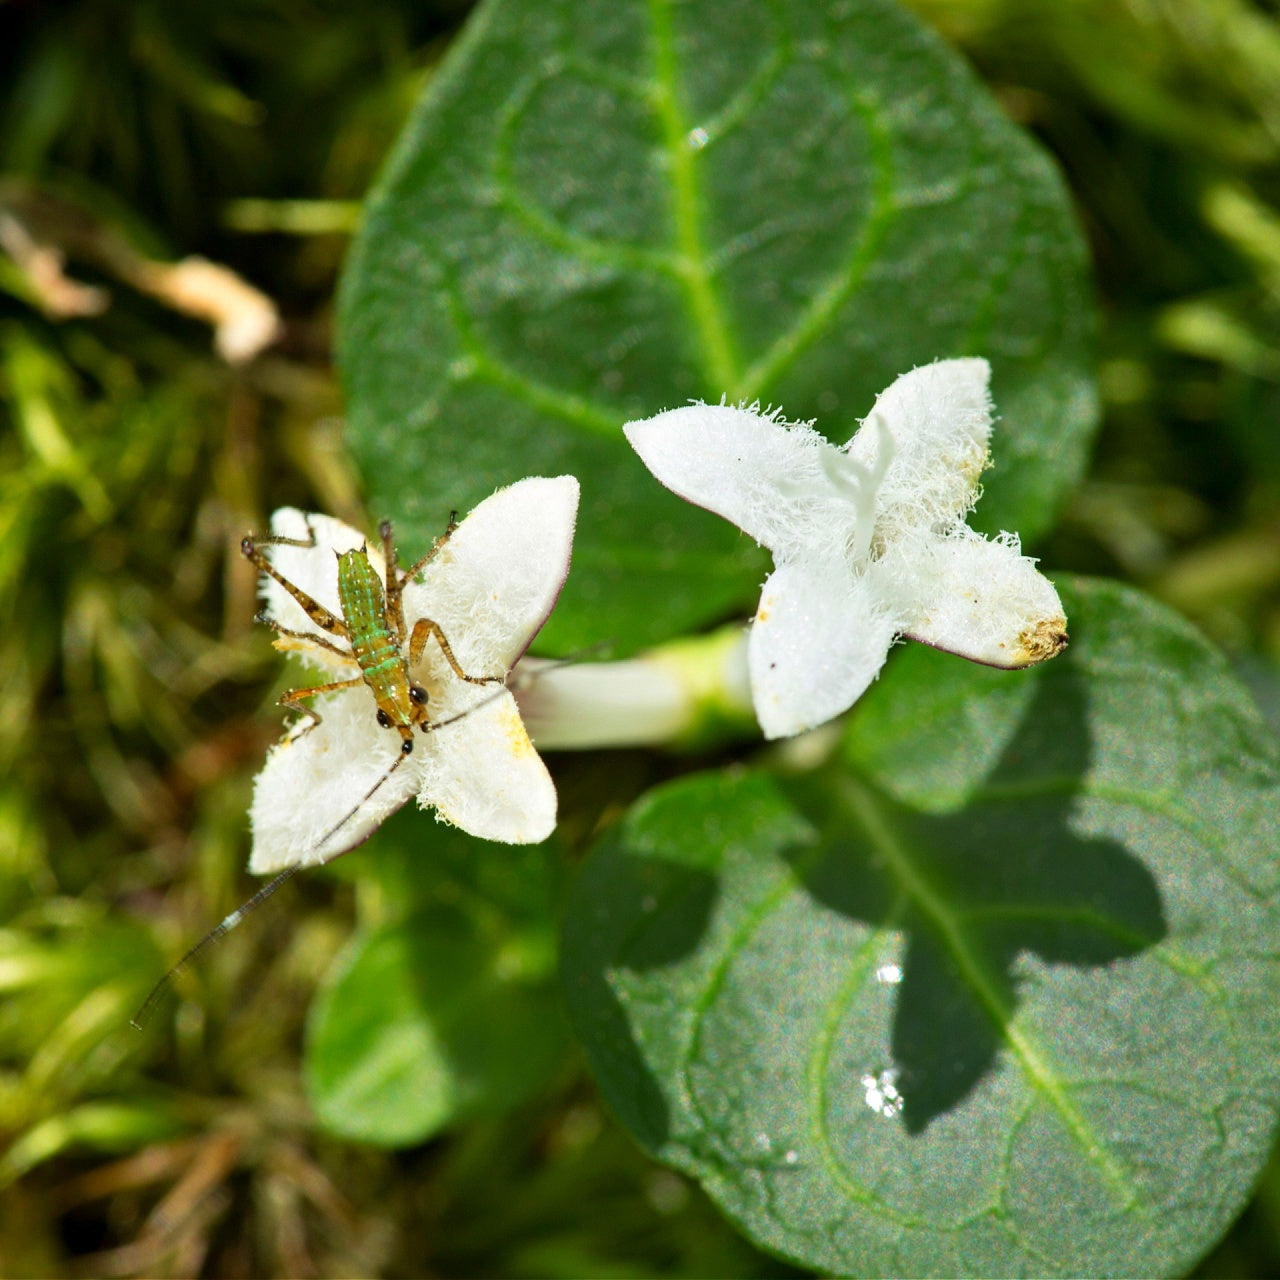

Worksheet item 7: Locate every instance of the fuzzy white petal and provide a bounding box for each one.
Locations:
[401,476,579,675]
[417,691,557,843]
[255,509,372,674]
[891,529,1068,667]
[844,358,993,532]
[748,560,901,738]
[248,689,422,874]
[624,404,855,561]
[623,359,1065,739]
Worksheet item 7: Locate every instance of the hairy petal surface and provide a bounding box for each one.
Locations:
[845,358,993,533]
[416,692,558,843]
[402,476,580,673]
[749,559,900,739]
[249,692,421,874]
[891,529,1068,667]
[624,406,854,562]
[247,477,577,871]
[625,361,1063,738]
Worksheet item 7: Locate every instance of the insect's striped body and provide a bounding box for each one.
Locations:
[337,547,418,739]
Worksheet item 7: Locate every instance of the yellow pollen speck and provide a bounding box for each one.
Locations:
[503,702,535,757]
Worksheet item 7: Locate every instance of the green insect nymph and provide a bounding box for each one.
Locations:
[336,545,429,753]
[241,515,499,756]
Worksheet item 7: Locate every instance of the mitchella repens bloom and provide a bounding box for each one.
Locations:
[623,358,1067,739]
[247,475,579,873]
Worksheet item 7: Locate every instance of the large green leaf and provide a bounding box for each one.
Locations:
[338,0,1096,652]
[561,579,1280,1276]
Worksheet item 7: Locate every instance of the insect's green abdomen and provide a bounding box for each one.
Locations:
[337,549,411,722]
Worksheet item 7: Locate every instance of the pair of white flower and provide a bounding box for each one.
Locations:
[249,358,1065,874]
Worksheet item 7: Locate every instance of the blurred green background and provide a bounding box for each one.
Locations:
[2,0,1280,1275]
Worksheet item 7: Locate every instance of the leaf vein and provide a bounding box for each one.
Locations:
[735,86,897,399]
[437,266,622,437]
[838,776,1142,1210]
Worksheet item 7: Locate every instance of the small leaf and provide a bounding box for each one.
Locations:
[338,0,1096,651]
[305,818,567,1146]
[562,579,1280,1276]
[307,903,566,1147]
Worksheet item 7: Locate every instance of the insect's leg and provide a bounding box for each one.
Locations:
[255,613,351,661]
[250,518,319,550]
[379,519,401,581]
[277,676,365,738]
[241,533,349,641]
[382,512,459,641]
[396,511,460,584]
[379,520,407,646]
[408,616,503,685]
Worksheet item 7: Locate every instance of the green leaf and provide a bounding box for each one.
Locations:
[844,634,1044,813]
[325,802,566,930]
[306,810,569,1147]
[338,0,1096,652]
[561,578,1280,1276]
[306,897,566,1147]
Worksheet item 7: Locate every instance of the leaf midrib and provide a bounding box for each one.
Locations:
[423,0,908,434]
[648,0,740,393]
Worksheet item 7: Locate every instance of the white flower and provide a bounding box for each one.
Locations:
[247,476,579,873]
[623,359,1067,739]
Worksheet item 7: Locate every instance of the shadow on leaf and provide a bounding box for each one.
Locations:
[792,664,1166,1133]
[561,849,722,1151]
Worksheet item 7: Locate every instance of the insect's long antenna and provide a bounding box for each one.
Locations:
[130,864,303,1030]
[310,665,577,851]
[130,750,417,1031]
[310,659,606,858]
[310,742,412,850]
[130,654,592,1031]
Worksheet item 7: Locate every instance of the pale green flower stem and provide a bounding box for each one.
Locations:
[512,624,756,751]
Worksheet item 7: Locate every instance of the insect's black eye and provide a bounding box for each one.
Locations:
[409,684,429,706]
[376,709,392,729]
[401,738,414,755]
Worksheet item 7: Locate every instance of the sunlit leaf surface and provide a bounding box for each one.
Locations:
[339,0,1095,651]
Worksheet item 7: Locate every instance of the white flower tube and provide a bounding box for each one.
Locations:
[512,625,754,751]
[625,359,1067,739]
